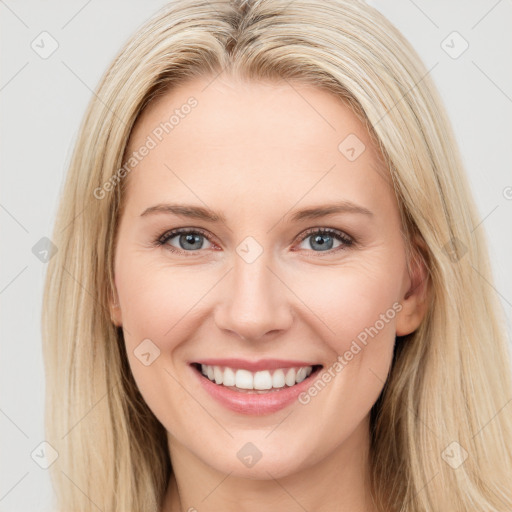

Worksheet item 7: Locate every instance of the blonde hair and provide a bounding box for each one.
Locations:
[42,0,512,510]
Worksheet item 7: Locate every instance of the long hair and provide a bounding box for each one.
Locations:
[41,0,512,510]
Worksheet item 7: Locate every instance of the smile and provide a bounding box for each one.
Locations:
[196,363,318,393]
[190,360,323,415]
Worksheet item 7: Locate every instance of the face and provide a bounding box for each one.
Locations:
[110,75,426,480]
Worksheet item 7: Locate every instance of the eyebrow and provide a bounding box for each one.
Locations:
[289,201,373,221]
[141,203,225,222]
[140,201,373,223]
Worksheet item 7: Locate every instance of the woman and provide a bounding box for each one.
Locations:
[42,0,512,510]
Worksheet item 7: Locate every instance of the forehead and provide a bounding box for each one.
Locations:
[122,75,393,216]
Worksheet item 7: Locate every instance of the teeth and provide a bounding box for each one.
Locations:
[235,369,254,390]
[285,368,296,386]
[214,366,224,385]
[198,364,315,390]
[272,369,285,388]
[223,367,235,386]
[296,367,308,383]
[253,370,272,390]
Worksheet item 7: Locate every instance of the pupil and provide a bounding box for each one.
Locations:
[182,233,202,250]
[312,234,332,251]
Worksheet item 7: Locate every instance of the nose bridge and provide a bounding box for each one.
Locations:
[214,241,292,341]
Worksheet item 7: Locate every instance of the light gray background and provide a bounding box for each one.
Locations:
[1,1,511,510]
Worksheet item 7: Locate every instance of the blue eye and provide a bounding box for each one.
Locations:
[297,228,353,252]
[155,227,354,255]
[157,228,213,254]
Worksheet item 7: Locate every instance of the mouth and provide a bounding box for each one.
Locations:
[191,362,323,394]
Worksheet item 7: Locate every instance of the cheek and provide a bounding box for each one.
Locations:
[114,258,224,411]
[292,265,401,436]
[115,258,213,343]
[293,258,403,353]
[290,257,403,420]
[114,261,201,428]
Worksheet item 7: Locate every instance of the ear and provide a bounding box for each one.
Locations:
[395,237,430,336]
[109,285,123,327]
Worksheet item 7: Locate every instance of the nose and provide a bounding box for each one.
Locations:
[214,250,294,342]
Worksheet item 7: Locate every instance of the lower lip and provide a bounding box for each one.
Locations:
[191,364,322,415]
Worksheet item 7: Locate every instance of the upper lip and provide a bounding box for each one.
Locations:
[192,358,322,372]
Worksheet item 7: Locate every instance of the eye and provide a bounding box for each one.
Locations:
[154,226,354,256]
[295,227,354,253]
[156,228,215,255]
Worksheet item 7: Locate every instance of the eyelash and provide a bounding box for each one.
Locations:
[154,226,355,256]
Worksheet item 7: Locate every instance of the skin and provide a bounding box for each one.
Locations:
[110,74,428,512]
